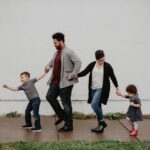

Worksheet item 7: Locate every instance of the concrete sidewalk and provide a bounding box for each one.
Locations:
[0,116,149,143]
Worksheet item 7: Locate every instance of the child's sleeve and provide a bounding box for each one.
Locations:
[125,95,130,99]
[18,85,23,90]
[31,78,38,83]
[136,98,141,105]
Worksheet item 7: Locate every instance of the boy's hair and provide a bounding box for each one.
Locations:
[95,50,105,60]
[52,32,65,42]
[126,84,137,94]
[20,72,30,78]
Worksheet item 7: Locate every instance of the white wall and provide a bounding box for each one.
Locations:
[0,0,150,114]
[0,100,150,116]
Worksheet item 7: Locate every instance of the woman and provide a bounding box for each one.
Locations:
[78,50,121,133]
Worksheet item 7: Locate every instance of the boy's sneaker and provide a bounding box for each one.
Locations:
[31,128,42,132]
[22,125,32,129]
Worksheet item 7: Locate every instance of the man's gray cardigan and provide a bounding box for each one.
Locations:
[46,46,82,89]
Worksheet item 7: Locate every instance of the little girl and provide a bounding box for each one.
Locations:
[118,84,143,136]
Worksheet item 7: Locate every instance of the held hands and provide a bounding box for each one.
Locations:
[45,67,50,73]
[116,88,122,96]
[130,102,135,106]
[44,70,48,75]
[67,73,76,81]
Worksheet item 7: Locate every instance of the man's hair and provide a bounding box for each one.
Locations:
[126,84,137,94]
[52,32,65,42]
[95,50,105,60]
[20,72,30,78]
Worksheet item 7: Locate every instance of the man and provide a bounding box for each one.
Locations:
[45,32,81,132]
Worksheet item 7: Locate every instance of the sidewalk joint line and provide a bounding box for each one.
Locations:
[53,115,60,142]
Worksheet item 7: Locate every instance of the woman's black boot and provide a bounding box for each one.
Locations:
[91,120,107,133]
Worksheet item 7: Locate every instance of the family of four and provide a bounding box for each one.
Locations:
[3,32,143,137]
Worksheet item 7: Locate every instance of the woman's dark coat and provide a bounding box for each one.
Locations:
[78,61,118,105]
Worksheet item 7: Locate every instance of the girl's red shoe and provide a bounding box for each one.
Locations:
[129,128,134,133]
[130,129,138,136]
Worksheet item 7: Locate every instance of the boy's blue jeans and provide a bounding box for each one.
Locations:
[25,97,41,129]
[91,88,103,122]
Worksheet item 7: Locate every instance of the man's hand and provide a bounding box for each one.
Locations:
[67,73,76,81]
[45,67,50,73]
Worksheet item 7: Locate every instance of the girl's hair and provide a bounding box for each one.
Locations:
[126,84,137,94]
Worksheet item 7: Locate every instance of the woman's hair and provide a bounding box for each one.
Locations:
[52,32,65,42]
[126,84,137,94]
[95,50,105,60]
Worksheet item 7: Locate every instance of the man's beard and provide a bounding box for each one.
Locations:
[56,47,61,50]
[55,45,62,51]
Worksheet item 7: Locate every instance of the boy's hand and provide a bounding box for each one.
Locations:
[2,85,19,91]
[3,84,8,88]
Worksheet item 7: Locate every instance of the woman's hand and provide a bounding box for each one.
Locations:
[116,87,122,96]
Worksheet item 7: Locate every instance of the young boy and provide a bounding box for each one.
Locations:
[117,84,143,136]
[3,71,47,132]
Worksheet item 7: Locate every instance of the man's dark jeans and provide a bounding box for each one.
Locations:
[25,97,41,129]
[46,84,73,127]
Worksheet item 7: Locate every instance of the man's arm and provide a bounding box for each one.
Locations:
[3,84,19,91]
[45,53,56,73]
[45,59,53,73]
[67,50,82,80]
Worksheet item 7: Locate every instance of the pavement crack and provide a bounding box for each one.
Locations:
[54,115,60,141]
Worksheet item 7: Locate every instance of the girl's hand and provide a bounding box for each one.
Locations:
[130,102,134,106]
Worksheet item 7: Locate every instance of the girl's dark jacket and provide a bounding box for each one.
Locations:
[78,61,118,105]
